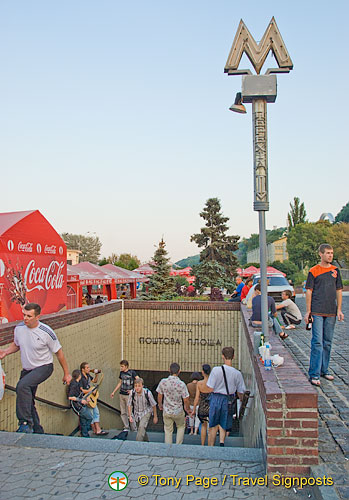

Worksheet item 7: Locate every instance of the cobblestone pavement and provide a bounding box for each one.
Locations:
[281,295,349,499]
[0,443,313,500]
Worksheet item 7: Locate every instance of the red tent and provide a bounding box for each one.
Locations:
[255,266,286,277]
[0,210,67,322]
[241,266,258,277]
[133,263,154,275]
[72,262,117,301]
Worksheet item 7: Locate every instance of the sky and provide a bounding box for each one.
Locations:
[1,1,348,263]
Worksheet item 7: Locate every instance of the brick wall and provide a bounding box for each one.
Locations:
[240,305,318,476]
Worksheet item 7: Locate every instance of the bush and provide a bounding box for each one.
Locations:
[343,280,349,286]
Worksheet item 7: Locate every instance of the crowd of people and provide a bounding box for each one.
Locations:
[0,243,344,439]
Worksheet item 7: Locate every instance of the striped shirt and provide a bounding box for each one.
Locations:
[127,388,156,422]
[14,322,62,370]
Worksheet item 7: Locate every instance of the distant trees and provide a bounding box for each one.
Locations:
[62,233,102,264]
[190,198,239,292]
[335,202,349,223]
[287,197,307,228]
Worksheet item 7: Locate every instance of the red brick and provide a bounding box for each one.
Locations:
[286,429,318,438]
[286,393,317,408]
[268,456,301,465]
[267,465,287,476]
[267,400,283,409]
[301,457,319,465]
[267,429,283,437]
[286,448,318,456]
[268,419,283,428]
[300,439,318,447]
[301,421,318,428]
[267,437,298,446]
[267,447,284,455]
[284,466,310,475]
[267,411,283,419]
[285,420,301,428]
[286,411,318,419]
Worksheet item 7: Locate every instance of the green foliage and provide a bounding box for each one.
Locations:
[287,221,332,269]
[175,255,200,268]
[98,257,108,266]
[245,262,260,268]
[113,253,141,270]
[236,228,286,264]
[191,198,239,291]
[342,280,349,286]
[328,222,349,265]
[61,232,102,264]
[287,197,307,228]
[335,202,349,223]
[144,238,176,300]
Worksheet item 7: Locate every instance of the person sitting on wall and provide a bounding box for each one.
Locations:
[276,290,302,330]
[251,284,286,339]
[0,303,72,433]
[240,278,253,304]
[128,378,158,441]
[80,362,108,436]
[228,276,244,302]
[68,369,93,438]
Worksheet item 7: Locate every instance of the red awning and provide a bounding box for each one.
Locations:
[133,263,154,275]
[72,262,114,285]
[102,264,149,283]
[241,266,258,277]
[255,266,286,277]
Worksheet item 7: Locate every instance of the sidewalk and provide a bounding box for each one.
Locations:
[0,431,312,500]
[281,296,349,500]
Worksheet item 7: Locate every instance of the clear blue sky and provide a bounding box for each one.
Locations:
[1,1,348,262]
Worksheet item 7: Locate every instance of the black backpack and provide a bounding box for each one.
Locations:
[131,388,152,415]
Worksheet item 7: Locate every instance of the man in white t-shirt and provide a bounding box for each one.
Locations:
[276,290,302,330]
[207,347,246,447]
[0,303,72,433]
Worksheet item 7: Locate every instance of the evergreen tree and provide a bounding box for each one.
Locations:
[287,197,307,228]
[335,202,349,223]
[145,238,176,300]
[190,198,239,292]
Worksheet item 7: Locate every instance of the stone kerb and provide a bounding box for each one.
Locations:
[240,305,318,476]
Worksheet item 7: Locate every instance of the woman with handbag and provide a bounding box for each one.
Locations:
[191,364,211,446]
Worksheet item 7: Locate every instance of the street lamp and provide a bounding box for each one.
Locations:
[225,18,293,340]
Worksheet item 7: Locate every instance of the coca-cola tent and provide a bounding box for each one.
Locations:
[72,262,117,301]
[102,264,147,299]
[239,266,258,277]
[133,263,154,275]
[0,210,67,323]
[255,266,286,277]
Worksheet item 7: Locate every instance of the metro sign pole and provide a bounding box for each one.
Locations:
[225,18,293,340]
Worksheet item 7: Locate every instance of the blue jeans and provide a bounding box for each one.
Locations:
[309,315,336,380]
[79,406,93,437]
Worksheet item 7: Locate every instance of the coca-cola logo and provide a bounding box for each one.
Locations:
[24,259,65,292]
[18,242,33,253]
[44,245,56,255]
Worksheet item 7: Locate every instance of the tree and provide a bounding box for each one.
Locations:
[61,233,102,264]
[106,253,140,270]
[328,223,349,265]
[269,260,300,283]
[287,221,331,269]
[190,198,239,292]
[144,238,176,300]
[287,197,307,228]
[335,202,349,223]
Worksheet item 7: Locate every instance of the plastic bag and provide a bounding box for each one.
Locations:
[0,360,5,400]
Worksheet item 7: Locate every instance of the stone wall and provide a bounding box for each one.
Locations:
[0,302,123,434]
[240,305,318,476]
[124,301,240,372]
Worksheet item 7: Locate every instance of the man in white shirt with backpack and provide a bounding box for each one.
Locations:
[128,377,158,441]
[207,346,245,446]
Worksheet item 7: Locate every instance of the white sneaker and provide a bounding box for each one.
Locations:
[285,325,295,330]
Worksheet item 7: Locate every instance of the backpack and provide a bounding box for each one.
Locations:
[131,388,152,415]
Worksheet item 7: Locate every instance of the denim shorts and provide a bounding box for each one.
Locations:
[208,393,232,430]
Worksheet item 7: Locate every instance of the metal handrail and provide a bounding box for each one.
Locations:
[4,384,121,414]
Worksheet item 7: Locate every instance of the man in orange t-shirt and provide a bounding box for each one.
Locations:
[305,244,344,386]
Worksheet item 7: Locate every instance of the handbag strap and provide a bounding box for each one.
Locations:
[221,366,231,396]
